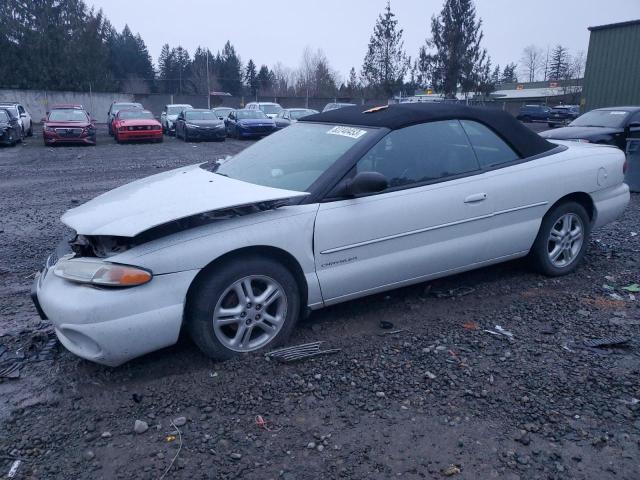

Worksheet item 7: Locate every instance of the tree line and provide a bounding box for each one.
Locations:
[0,0,586,99]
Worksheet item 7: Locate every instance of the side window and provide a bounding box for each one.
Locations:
[18,105,25,114]
[460,120,519,168]
[356,120,480,189]
[629,111,640,124]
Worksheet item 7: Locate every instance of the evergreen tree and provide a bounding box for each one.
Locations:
[361,1,409,97]
[501,63,518,83]
[218,41,243,96]
[245,59,258,96]
[425,0,487,97]
[549,45,569,80]
[491,64,501,86]
[256,65,274,94]
[157,44,175,93]
[347,67,360,96]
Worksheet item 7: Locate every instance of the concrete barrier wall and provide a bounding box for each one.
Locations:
[0,89,134,123]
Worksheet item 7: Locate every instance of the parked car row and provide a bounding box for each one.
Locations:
[516,104,580,127]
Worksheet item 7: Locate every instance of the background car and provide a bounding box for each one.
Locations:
[160,104,193,135]
[245,102,283,118]
[0,107,22,146]
[113,109,162,144]
[274,108,318,129]
[212,107,234,120]
[516,105,551,122]
[225,109,277,139]
[43,105,96,146]
[175,109,226,142]
[107,102,143,135]
[540,106,640,148]
[547,105,580,128]
[322,102,356,112]
[0,102,32,137]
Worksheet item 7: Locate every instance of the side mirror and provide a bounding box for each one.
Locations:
[343,172,388,197]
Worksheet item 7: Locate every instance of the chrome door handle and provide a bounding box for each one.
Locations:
[464,193,488,203]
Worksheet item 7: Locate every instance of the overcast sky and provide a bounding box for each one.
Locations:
[88,0,640,82]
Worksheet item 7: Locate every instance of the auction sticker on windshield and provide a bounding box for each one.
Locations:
[326,126,367,139]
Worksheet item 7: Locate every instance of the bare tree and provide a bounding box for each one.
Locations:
[568,50,587,79]
[520,45,543,83]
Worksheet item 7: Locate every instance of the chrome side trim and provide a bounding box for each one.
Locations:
[319,201,548,255]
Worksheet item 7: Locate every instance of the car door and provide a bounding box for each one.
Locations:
[459,120,550,260]
[627,111,640,141]
[313,120,496,304]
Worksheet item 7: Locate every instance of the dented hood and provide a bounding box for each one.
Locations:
[61,163,308,237]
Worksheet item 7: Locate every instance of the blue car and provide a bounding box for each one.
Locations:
[225,110,277,139]
[516,105,551,123]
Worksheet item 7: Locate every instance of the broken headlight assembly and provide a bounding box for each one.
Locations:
[54,259,152,287]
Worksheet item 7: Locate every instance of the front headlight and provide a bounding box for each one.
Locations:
[54,259,152,287]
[186,123,199,128]
[44,125,56,132]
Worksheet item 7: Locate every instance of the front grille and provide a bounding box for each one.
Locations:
[55,128,82,137]
[247,125,272,133]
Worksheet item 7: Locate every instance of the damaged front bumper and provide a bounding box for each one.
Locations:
[31,251,198,366]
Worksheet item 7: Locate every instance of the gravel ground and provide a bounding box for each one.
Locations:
[0,125,639,480]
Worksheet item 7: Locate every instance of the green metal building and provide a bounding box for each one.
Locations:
[582,19,640,111]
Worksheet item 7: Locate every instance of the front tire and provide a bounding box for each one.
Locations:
[186,256,301,361]
[529,201,590,276]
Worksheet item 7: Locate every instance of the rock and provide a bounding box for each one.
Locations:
[230,452,242,460]
[577,309,590,317]
[101,431,112,438]
[307,442,316,449]
[442,465,461,476]
[134,420,149,434]
[173,416,187,427]
[317,445,325,452]
[375,391,386,398]
[425,371,437,380]
[83,450,95,461]
[313,374,322,380]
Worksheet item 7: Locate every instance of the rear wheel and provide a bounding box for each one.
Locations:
[186,256,301,361]
[27,124,33,137]
[529,201,590,276]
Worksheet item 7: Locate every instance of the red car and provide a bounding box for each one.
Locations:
[42,105,96,146]
[113,109,163,143]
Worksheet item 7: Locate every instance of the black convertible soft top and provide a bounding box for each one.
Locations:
[300,102,555,158]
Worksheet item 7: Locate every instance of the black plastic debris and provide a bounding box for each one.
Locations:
[266,341,340,363]
[583,336,630,348]
[379,320,394,330]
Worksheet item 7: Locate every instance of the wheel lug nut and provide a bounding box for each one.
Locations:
[256,304,262,310]
[240,312,246,317]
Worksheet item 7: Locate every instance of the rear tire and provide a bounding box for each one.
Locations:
[529,201,590,276]
[186,256,301,361]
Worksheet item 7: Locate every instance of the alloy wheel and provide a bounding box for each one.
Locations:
[212,275,287,352]
[547,213,584,268]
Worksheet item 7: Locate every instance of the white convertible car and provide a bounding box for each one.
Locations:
[32,104,630,366]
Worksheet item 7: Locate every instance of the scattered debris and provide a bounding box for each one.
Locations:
[583,336,630,348]
[483,325,514,339]
[425,371,437,380]
[255,414,282,432]
[173,416,187,427]
[379,320,394,330]
[462,321,479,330]
[266,342,340,363]
[0,361,20,379]
[378,329,407,336]
[158,420,183,480]
[539,324,557,335]
[441,464,461,476]
[209,371,218,378]
[7,460,21,478]
[622,283,640,293]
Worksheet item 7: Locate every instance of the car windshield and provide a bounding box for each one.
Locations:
[236,110,268,119]
[186,111,217,120]
[113,103,141,114]
[290,110,315,120]
[0,110,9,122]
[48,109,88,122]
[570,110,630,128]
[214,109,232,117]
[211,123,373,191]
[259,105,282,115]
[168,106,188,115]
[118,111,154,120]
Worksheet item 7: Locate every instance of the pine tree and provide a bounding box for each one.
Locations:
[256,65,273,94]
[426,0,487,97]
[549,45,569,80]
[218,41,243,96]
[347,67,359,96]
[491,64,501,86]
[361,1,409,97]
[245,59,258,96]
[501,63,518,83]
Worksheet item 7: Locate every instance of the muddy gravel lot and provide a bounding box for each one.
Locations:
[0,125,639,479]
